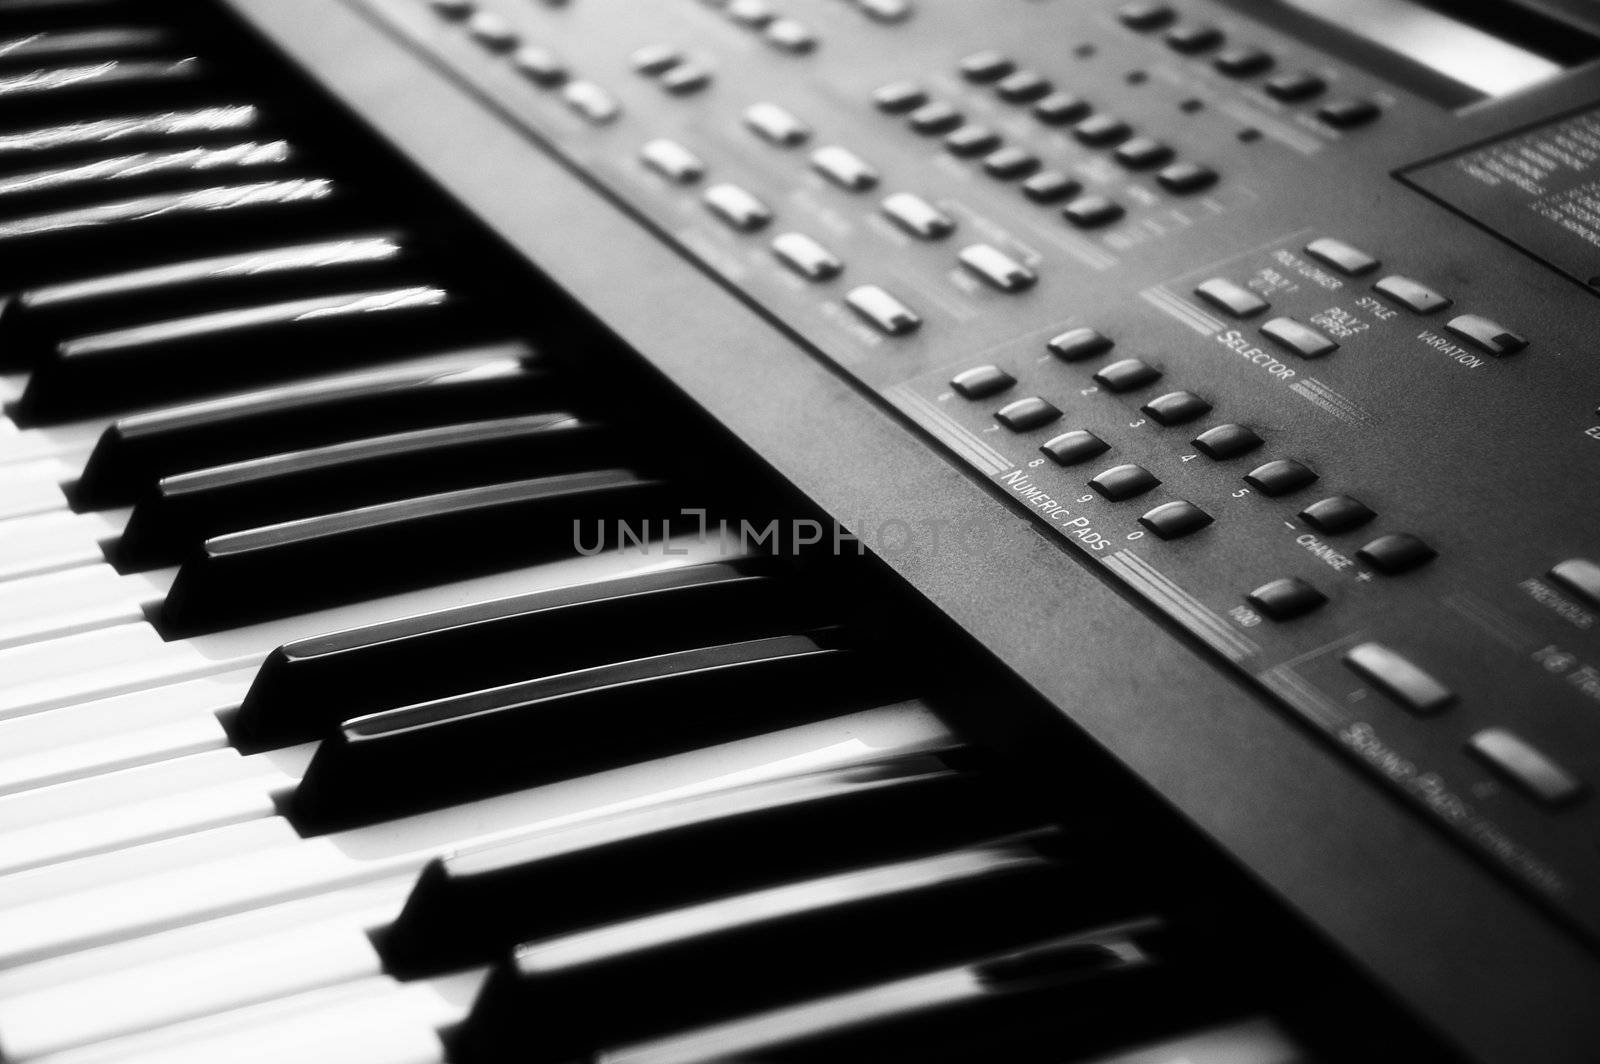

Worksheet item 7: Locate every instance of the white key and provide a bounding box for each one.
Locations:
[0,880,406,997]
[0,827,365,966]
[0,458,74,520]
[0,669,251,795]
[32,974,473,1064]
[0,705,951,965]
[0,420,101,467]
[0,510,115,582]
[0,818,300,910]
[0,920,385,1058]
[0,535,739,727]
[0,563,171,651]
[0,745,308,875]
[0,623,231,722]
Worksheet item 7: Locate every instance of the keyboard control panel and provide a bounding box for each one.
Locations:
[356,0,1600,948]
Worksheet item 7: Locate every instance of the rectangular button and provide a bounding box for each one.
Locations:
[1260,316,1336,358]
[809,146,878,191]
[560,81,621,123]
[845,285,919,335]
[703,183,773,231]
[1304,237,1377,275]
[958,244,1036,292]
[770,232,842,280]
[1468,729,1585,806]
[1445,314,1527,356]
[1343,642,1453,714]
[1194,277,1267,317]
[1550,559,1600,606]
[1374,275,1451,314]
[880,192,954,239]
[744,102,811,146]
[639,139,705,184]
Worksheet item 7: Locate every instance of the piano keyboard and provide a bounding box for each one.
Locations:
[0,3,1453,1062]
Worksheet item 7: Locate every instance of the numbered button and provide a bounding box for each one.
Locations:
[1140,500,1213,539]
[1093,358,1161,392]
[995,396,1062,431]
[1040,429,1109,466]
[1090,463,1159,500]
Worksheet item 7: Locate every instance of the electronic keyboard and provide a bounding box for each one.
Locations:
[0,0,1596,1060]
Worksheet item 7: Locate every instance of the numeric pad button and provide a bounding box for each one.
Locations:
[1140,500,1213,539]
[1090,463,1160,500]
[995,396,1062,431]
[1041,429,1109,465]
[1244,458,1318,495]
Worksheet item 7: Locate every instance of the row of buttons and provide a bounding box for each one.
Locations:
[705,0,818,54]
[954,51,1220,195]
[1340,642,1583,809]
[951,328,1438,566]
[1196,237,1528,360]
[423,2,625,122]
[1115,2,1382,130]
[874,81,1213,230]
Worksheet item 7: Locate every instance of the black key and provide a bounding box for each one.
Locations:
[0,138,296,218]
[381,756,1028,975]
[116,413,613,568]
[0,232,420,369]
[160,468,673,632]
[615,923,1179,1064]
[290,630,895,829]
[0,26,176,71]
[0,177,358,293]
[451,831,1121,1063]
[19,283,479,422]
[75,345,559,508]
[0,103,263,170]
[0,56,208,125]
[231,559,823,750]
